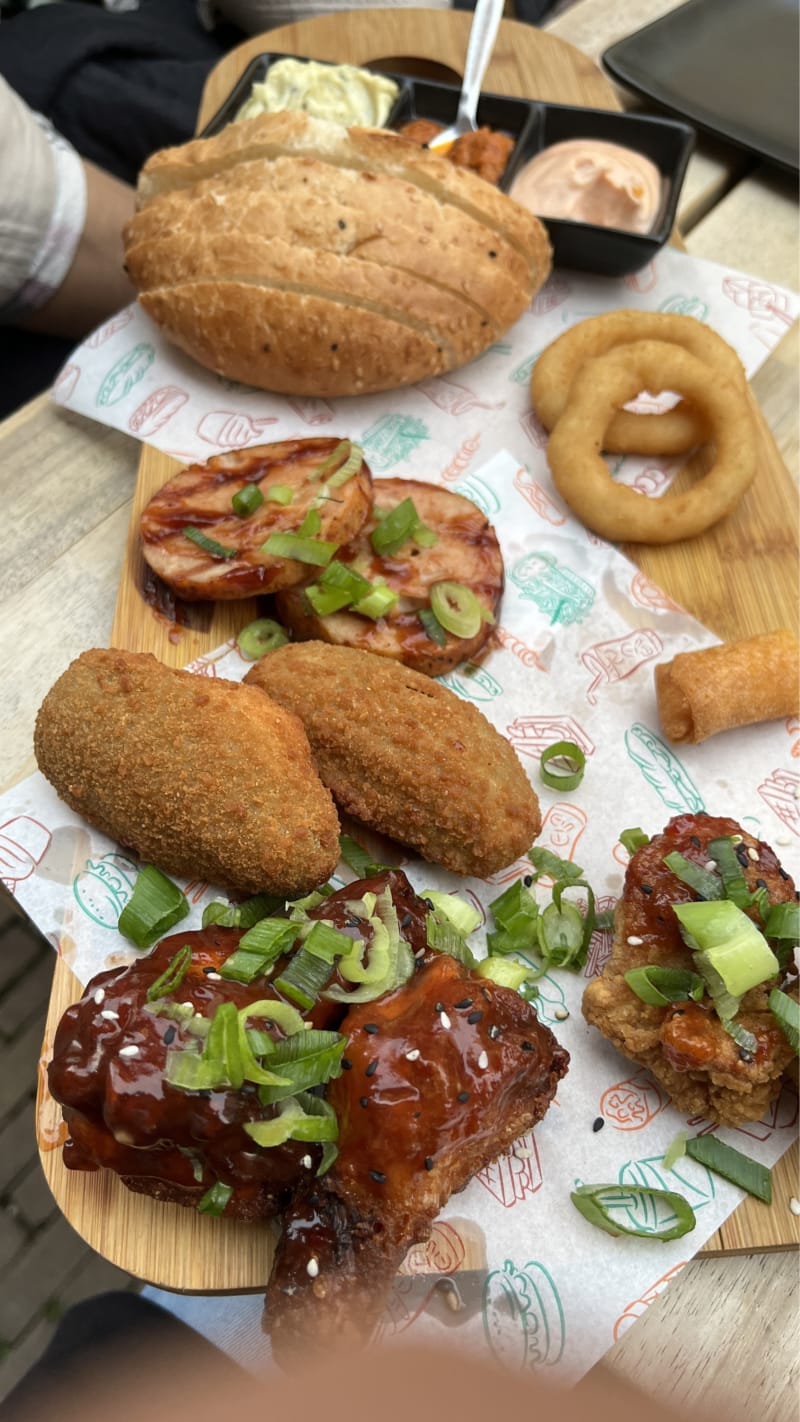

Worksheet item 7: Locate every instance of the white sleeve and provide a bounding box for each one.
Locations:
[0,75,87,322]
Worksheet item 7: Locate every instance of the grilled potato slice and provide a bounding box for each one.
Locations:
[275,478,503,676]
[140,437,372,600]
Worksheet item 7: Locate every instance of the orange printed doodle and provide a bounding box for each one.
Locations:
[440,431,482,483]
[477,1131,543,1207]
[633,466,670,496]
[513,464,567,524]
[485,853,534,889]
[538,803,588,872]
[195,409,279,448]
[787,715,800,758]
[494,625,548,672]
[52,363,80,401]
[757,768,800,837]
[128,385,188,438]
[287,397,334,425]
[0,815,52,892]
[600,1069,671,1130]
[400,1221,467,1277]
[506,715,594,761]
[518,409,549,451]
[630,569,684,614]
[584,894,617,978]
[419,375,505,416]
[531,275,570,314]
[581,628,664,706]
[183,880,211,905]
[623,260,658,293]
[84,307,135,348]
[613,1263,688,1341]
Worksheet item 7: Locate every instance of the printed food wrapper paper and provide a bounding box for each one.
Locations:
[2,246,797,1381]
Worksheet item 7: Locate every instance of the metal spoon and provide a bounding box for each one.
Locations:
[428,0,506,151]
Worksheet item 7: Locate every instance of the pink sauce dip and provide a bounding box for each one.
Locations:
[510,139,663,235]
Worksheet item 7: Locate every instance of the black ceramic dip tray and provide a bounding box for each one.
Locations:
[201,54,695,277]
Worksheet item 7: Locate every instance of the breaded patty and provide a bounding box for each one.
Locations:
[34,649,340,896]
[583,813,797,1126]
[244,641,541,878]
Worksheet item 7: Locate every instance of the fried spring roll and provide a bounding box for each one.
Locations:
[654,629,800,744]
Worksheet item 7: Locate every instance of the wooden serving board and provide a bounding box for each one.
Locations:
[38,9,799,1288]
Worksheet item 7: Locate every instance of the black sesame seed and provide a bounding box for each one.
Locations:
[338,218,346,229]
[401,912,413,928]
[592,1116,604,1133]
[163,1025,176,1046]
[467,1010,483,1025]
[521,1041,533,1052]
[523,875,533,887]
[346,915,361,928]
[454,998,473,1010]
[424,899,435,911]
[779,867,789,881]
[735,844,750,868]
[755,878,767,890]
[739,1048,754,1063]
[413,1111,421,1119]
[364,1023,379,1035]
[424,1157,434,1171]
[359,1096,369,1108]
[488,249,497,258]
[341,1058,352,1071]
[202,966,216,975]
[641,884,653,895]
[457,1091,470,1103]
[365,1060,378,1077]
[488,1025,501,1040]
[690,835,701,848]
[369,1169,387,1184]
[330,343,338,352]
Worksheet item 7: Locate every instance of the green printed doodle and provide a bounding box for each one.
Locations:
[658,295,709,320]
[512,967,566,1027]
[453,475,501,517]
[96,343,155,407]
[624,723,705,814]
[73,853,138,928]
[360,414,429,471]
[510,551,595,625]
[509,349,543,385]
[438,664,503,703]
[619,1156,716,1225]
[482,1259,566,1371]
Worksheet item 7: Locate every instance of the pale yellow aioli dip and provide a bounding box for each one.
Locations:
[510,139,663,234]
[235,59,399,129]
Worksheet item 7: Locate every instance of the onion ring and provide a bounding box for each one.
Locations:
[531,310,748,455]
[546,340,757,544]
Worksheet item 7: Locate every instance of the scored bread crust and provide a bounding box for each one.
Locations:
[125,112,552,397]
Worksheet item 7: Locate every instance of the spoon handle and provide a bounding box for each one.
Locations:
[456,0,506,129]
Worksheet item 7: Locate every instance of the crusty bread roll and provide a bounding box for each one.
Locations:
[124,111,552,397]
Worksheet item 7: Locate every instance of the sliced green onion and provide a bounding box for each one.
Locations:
[231,483,264,518]
[305,583,353,616]
[310,440,355,485]
[237,618,288,660]
[528,848,584,883]
[490,880,539,938]
[338,834,391,878]
[594,909,616,932]
[685,1134,772,1204]
[257,1030,346,1103]
[351,583,398,620]
[319,560,372,600]
[146,945,192,1004]
[474,957,532,990]
[244,1092,338,1149]
[234,1004,292,1087]
[303,920,355,962]
[371,497,418,556]
[326,886,414,1004]
[118,865,189,950]
[412,523,438,549]
[769,988,799,1054]
[539,740,586,792]
[197,1181,233,1216]
[287,886,334,919]
[620,827,649,855]
[220,919,297,983]
[624,965,705,1007]
[298,508,322,538]
[720,1017,758,1057]
[570,1184,696,1240]
[338,920,392,987]
[664,851,723,900]
[326,443,364,489]
[262,531,337,566]
[426,912,478,969]
[663,1132,688,1171]
[536,900,584,970]
[266,484,293,505]
[423,891,481,938]
[764,901,799,942]
[317,1142,338,1177]
[430,582,483,639]
[236,893,284,928]
[183,525,237,559]
[674,900,779,997]
[707,837,753,910]
[243,999,306,1039]
[418,607,447,646]
[165,1049,225,1092]
[274,949,334,1010]
[202,900,241,929]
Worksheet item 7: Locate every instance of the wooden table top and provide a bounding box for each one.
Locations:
[0,1,797,1415]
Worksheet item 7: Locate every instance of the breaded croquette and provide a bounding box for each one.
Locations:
[244,641,541,878]
[34,649,340,896]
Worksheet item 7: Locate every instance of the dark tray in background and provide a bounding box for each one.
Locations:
[603,0,799,174]
[201,53,695,276]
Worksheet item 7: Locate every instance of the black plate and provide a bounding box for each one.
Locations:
[200,54,695,276]
[603,0,799,174]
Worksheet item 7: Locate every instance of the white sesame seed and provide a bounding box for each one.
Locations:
[119,1044,139,1058]
[301,1154,313,1170]
[93,989,105,1005]
[414,949,425,959]
[703,860,717,871]
[406,1049,420,1061]
[626,936,644,946]
[747,847,759,861]
[181,1001,193,1011]
[554,1007,570,1021]
[513,1147,534,1160]
[775,835,793,847]
[477,1050,489,1070]
[100,1010,119,1021]
[306,1257,319,1278]
[439,1011,452,1030]
[790,1198,800,1216]
[205,972,221,982]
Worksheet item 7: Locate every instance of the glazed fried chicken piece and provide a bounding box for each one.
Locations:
[265,951,569,1361]
[583,813,797,1126]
